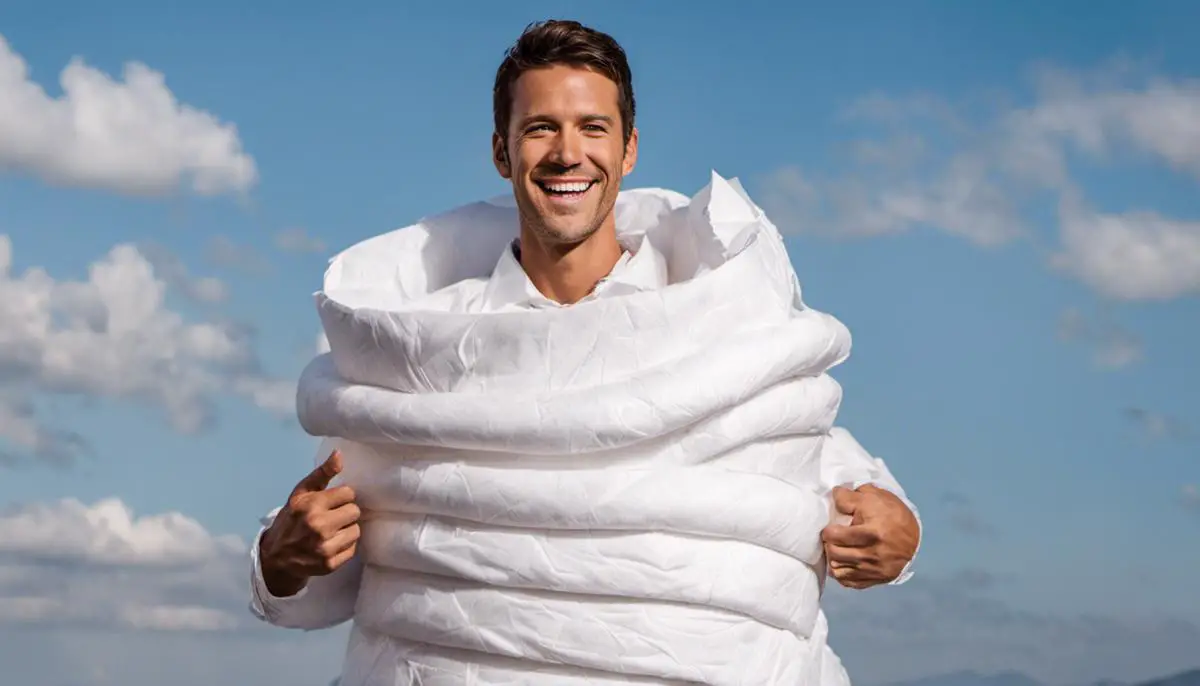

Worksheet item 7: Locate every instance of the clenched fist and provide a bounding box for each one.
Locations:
[259,450,361,597]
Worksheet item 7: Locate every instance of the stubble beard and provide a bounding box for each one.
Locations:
[517,196,608,252]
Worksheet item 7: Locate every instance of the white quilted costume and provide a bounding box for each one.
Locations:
[250,172,919,685]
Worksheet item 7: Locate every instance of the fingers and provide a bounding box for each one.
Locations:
[830,567,875,590]
[825,543,877,566]
[828,555,881,590]
[324,500,361,531]
[324,542,358,573]
[321,485,357,510]
[293,450,343,495]
[822,523,881,548]
[298,497,360,538]
[831,486,862,515]
[319,524,362,561]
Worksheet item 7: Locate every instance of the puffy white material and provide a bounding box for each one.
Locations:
[297,172,867,685]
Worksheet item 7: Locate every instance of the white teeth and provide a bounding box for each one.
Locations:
[542,181,592,193]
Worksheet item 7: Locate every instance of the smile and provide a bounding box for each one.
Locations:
[536,179,596,200]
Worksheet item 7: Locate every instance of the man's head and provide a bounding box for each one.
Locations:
[492,20,638,249]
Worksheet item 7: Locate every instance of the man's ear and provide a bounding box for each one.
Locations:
[621,127,639,177]
[492,132,511,179]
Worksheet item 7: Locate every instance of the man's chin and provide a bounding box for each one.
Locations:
[531,219,600,246]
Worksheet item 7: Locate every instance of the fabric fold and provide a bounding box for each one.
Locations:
[298,171,859,685]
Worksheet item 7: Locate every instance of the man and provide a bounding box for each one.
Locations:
[253,17,920,681]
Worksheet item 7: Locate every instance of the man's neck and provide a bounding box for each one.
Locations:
[517,224,623,305]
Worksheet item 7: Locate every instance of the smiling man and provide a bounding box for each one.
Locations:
[252,19,921,685]
[492,36,637,307]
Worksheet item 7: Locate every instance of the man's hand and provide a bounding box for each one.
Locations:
[821,484,919,590]
[259,450,361,598]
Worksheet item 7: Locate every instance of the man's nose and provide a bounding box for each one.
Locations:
[549,130,584,167]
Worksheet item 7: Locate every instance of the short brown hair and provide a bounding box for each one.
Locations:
[493,20,636,145]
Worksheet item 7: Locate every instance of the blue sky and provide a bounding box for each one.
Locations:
[1,2,1198,685]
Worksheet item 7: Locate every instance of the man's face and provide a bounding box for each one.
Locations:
[493,64,638,247]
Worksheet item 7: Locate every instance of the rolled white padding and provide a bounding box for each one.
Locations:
[300,171,862,685]
[317,222,795,396]
[340,457,829,562]
[341,624,703,686]
[297,311,849,454]
[354,567,823,686]
[359,513,824,633]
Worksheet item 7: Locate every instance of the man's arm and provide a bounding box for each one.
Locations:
[818,427,922,588]
[248,439,364,630]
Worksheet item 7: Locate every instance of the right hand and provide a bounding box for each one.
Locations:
[259,449,361,597]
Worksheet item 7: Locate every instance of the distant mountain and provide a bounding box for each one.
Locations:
[879,667,1200,686]
[1139,669,1200,686]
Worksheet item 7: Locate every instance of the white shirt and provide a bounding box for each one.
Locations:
[249,238,920,629]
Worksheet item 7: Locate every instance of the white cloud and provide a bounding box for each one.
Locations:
[1056,308,1143,369]
[0,235,294,461]
[0,497,242,566]
[760,61,1200,302]
[1010,63,1200,180]
[761,156,1025,247]
[0,498,247,632]
[0,34,256,196]
[274,227,326,254]
[1051,194,1200,301]
[0,497,354,686]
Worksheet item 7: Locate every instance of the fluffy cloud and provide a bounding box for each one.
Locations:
[0,498,246,631]
[1051,195,1200,301]
[761,157,1026,247]
[0,34,256,196]
[0,235,293,462]
[1005,63,1200,182]
[760,61,1200,302]
[0,498,351,686]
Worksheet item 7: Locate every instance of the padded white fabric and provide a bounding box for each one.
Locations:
[297,172,866,685]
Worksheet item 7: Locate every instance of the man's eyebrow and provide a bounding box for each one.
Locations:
[515,113,615,128]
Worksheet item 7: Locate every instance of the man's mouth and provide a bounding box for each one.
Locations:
[535,179,596,200]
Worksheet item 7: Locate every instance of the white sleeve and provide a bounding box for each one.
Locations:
[820,427,922,585]
[247,438,363,629]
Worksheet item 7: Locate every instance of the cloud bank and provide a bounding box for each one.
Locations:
[0,34,256,196]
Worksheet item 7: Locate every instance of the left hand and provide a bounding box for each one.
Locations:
[821,484,919,590]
